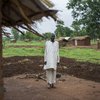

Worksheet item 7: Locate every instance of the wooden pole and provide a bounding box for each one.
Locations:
[0,0,4,99]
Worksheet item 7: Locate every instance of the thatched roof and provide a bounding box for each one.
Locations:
[1,0,57,37]
[59,37,71,41]
[72,36,90,40]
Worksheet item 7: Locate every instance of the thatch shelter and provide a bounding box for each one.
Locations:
[58,37,71,47]
[71,36,91,46]
[0,0,57,99]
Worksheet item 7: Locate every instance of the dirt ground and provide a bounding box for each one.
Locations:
[3,56,100,100]
[4,75,100,100]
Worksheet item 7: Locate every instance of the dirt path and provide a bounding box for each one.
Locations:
[4,75,100,100]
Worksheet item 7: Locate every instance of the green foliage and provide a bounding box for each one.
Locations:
[71,20,87,36]
[19,33,26,41]
[25,31,35,41]
[55,20,73,38]
[67,0,100,39]
[43,32,52,40]
[64,27,73,36]
[19,31,43,41]
[11,28,19,41]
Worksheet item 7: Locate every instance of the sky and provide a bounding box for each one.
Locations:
[35,0,73,34]
[6,0,73,34]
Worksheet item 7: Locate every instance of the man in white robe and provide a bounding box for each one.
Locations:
[44,34,60,88]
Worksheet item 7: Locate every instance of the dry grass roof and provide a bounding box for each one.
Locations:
[72,36,90,40]
[1,0,57,37]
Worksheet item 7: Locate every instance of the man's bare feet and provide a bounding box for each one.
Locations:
[47,83,52,89]
[51,84,56,88]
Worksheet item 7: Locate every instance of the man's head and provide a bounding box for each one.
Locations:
[50,33,56,42]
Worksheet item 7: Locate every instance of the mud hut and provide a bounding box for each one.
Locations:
[0,0,57,99]
[71,36,91,46]
[58,37,71,47]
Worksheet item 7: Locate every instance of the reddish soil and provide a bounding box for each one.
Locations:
[4,75,100,100]
[3,56,100,82]
[3,56,100,100]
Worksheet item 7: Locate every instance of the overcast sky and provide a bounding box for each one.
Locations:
[35,0,73,34]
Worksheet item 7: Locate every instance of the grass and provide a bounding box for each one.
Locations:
[4,41,45,46]
[60,47,100,64]
[3,41,100,64]
[3,47,44,57]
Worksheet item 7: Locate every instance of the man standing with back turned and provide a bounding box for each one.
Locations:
[44,33,60,89]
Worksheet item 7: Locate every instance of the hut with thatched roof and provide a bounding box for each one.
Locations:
[58,37,71,47]
[70,36,91,46]
[0,0,57,99]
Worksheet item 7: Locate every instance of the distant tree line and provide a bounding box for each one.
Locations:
[11,26,74,42]
[10,28,44,42]
[55,20,73,38]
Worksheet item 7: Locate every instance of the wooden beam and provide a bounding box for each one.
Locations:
[33,0,43,10]
[11,0,31,23]
[25,24,43,37]
[21,24,44,37]
[10,5,23,20]
[2,31,11,38]
[0,0,4,99]
[16,10,57,24]
[13,26,25,35]
[41,0,54,7]
[17,0,36,13]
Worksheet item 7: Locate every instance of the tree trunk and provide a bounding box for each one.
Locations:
[0,0,4,99]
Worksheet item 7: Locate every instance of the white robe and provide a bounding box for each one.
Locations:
[46,69,56,84]
[44,40,60,70]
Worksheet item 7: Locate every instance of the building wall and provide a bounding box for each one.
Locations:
[69,38,90,46]
[59,37,91,46]
[78,38,90,46]
[85,38,91,46]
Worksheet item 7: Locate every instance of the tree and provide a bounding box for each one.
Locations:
[71,20,87,36]
[11,28,19,41]
[67,0,100,39]
[55,20,73,38]
[19,33,26,41]
[64,27,73,36]
[25,31,38,41]
[43,32,52,40]
[19,31,43,41]
[55,20,64,38]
